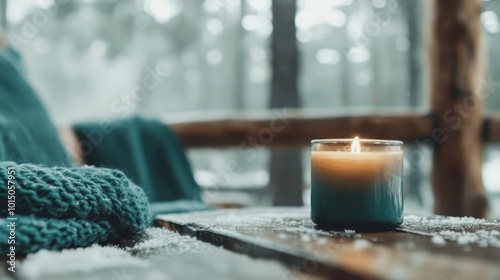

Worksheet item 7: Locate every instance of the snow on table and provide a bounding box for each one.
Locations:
[12,227,319,280]
[156,207,500,280]
[401,214,500,248]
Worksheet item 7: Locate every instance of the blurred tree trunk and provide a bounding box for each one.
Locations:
[0,0,6,32]
[266,0,303,206]
[341,30,351,107]
[340,57,351,106]
[371,40,381,108]
[407,0,422,108]
[234,0,246,110]
[405,0,423,206]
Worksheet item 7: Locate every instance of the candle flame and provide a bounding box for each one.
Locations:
[351,136,361,154]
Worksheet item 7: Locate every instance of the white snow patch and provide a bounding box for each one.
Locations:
[131,227,208,254]
[431,235,446,246]
[20,245,148,279]
[403,215,500,248]
[353,239,371,249]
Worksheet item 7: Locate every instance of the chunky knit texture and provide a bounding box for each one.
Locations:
[0,162,150,254]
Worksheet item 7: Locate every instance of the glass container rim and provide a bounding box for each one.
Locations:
[311,138,403,146]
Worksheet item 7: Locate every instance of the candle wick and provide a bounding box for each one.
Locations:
[351,137,361,154]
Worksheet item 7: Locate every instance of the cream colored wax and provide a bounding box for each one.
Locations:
[311,150,403,187]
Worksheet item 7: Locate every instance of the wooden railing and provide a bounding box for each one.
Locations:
[168,111,500,148]
[168,110,500,218]
[167,0,494,218]
[166,110,432,148]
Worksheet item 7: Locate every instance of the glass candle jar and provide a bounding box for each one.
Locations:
[310,138,404,231]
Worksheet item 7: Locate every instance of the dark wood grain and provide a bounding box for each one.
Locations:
[156,208,500,280]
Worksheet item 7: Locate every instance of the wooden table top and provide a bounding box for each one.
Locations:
[156,207,500,280]
[3,225,314,280]
[4,207,499,280]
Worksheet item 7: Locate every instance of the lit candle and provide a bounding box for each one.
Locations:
[310,137,404,231]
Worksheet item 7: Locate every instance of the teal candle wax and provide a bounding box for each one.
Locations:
[310,138,404,231]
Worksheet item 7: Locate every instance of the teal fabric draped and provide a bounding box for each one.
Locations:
[0,47,71,166]
[72,117,209,214]
[0,47,149,254]
[0,45,208,216]
[0,45,208,254]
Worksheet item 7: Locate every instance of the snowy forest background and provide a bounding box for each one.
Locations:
[2,0,500,216]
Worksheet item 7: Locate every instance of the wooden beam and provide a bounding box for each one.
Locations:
[167,113,500,146]
[430,0,487,217]
[167,111,433,148]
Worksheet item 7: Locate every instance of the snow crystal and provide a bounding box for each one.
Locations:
[408,252,427,266]
[130,227,208,254]
[277,233,289,239]
[431,235,446,246]
[316,237,328,245]
[437,230,500,247]
[402,215,500,248]
[300,234,311,242]
[353,239,371,249]
[403,215,497,230]
[395,241,416,250]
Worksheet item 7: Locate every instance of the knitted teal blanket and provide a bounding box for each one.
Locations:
[0,46,150,254]
[0,162,150,254]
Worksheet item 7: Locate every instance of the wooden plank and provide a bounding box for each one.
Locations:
[156,208,500,280]
[167,110,500,143]
[429,0,487,218]
[167,111,433,148]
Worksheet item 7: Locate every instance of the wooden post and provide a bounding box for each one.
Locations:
[430,0,488,217]
[234,0,247,111]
